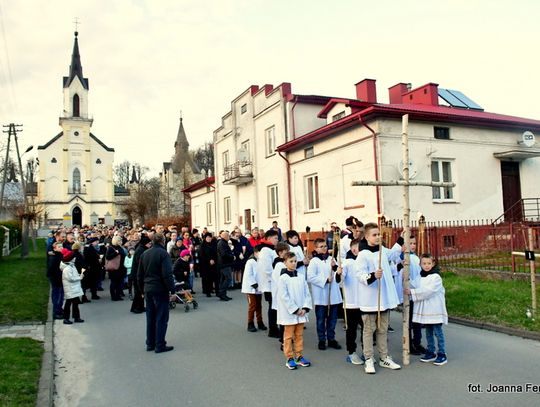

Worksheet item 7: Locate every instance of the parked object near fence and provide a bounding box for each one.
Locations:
[1,226,9,257]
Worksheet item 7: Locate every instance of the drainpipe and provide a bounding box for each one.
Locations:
[278,151,293,230]
[358,116,381,214]
[291,96,299,139]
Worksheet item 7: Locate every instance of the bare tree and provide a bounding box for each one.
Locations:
[191,142,214,175]
[121,176,160,225]
[113,160,132,188]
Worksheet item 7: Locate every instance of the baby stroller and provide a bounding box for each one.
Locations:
[169,281,198,312]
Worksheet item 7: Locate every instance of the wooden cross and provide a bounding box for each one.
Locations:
[352,114,455,366]
[73,17,81,32]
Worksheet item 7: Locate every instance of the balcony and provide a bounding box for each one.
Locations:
[223,161,253,185]
[68,186,87,195]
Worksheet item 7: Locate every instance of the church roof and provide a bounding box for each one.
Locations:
[37,132,114,152]
[63,31,89,90]
[171,117,200,174]
[174,118,189,150]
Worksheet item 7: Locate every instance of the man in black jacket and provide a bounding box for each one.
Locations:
[138,233,176,353]
[47,242,64,319]
[82,237,101,300]
[130,234,152,314]
[216,230,235,301]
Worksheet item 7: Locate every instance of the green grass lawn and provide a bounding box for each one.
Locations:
[443,271,540,331]
[0,338,44,406]
[0,239,49,324]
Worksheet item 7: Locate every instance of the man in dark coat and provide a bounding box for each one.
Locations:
[137,233,176,353]
[130,234,152,314]
[82,237,101,300]
[47,242,64,319]
[216,230,235,301]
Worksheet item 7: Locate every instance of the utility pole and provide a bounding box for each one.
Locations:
[352,114,455,366]
[2,123,29,258]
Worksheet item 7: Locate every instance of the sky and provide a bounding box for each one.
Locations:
[0,0,539,176]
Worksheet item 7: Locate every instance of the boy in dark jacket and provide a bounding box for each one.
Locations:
[47,242,64,319]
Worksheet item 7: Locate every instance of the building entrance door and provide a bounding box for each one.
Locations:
[72,206,82,226]
[244,209,252,232]
[501,161,523,221]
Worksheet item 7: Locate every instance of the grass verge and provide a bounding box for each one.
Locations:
[443,271,540,332]
[0,239,49,324]
[0,338,44,406]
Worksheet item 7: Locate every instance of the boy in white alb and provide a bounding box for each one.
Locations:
[277,252,312,370]
[405,254,448,366]
[256,230,279,337]
[307,238,343,351]
[340,238,364,365]
[285,230,309,278]
[241,246,266,332]
[356,222,403,374]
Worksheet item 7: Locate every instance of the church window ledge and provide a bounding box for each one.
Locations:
[68,186,87,195]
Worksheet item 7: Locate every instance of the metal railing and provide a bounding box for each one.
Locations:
[492,198,540,225]
[68,186,87,195]
[223,161,253,183]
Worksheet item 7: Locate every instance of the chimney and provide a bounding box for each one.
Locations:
[403,83,439,106]
[355,79,377,103]
[388,83,410,104]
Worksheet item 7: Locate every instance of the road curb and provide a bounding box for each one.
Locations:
[36,292,54,407]
[449,316,540,341]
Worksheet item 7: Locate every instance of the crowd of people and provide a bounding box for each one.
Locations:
[45,217,448,369]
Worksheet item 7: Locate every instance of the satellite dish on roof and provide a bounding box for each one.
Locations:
[398,160,418,179]
[237,148,249,162]
[520,131,535,148]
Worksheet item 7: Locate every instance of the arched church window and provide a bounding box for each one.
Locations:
[73,94,80,117]
[73,168,81,192]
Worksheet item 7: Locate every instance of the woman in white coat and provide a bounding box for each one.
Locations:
[61,249,84,324]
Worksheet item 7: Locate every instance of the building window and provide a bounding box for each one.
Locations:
[206,202,213,225]
[265,126,276,157]
[267,184,279,216]
[332,111,346,122]
[304,146,314,159]
[72,168,81,192]
[224,197,231,223]
[443,235,456,248]
[73,94,80,117]
[241,103,247,114]
[434,126,450,140]
[431,160,454,200]
[305,174,320,211]
[240,140,250,162]
[222,150,229,172]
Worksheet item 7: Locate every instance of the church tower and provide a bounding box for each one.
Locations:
[37,31,115,227]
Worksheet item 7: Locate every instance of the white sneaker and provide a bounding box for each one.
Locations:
[346,352,364,365]
[379,356,401,370]
[364,357,376,374]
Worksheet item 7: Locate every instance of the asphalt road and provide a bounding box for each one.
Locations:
[54,278,540,407]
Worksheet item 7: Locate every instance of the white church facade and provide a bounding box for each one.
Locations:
[37,31,115,227]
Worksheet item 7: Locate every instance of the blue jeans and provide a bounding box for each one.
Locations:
[425,323,446,355]
[315,304,339,342]
[50,283,64,316]
[145,292,171,350]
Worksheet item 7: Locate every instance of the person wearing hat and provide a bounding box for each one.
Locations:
[173,249,193,290]
[60,249,84,324]
[199,233,218,297]
[83,237,102,300]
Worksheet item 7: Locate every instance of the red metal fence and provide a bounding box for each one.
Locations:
[300,220,540,274]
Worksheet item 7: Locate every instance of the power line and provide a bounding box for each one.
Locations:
[0,0,18,114]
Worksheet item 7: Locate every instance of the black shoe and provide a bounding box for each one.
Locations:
[414,344,426,354]
[81,295,91,303]
[155,346,174,353]
[268,330,280,338]
[257,322,268,331]
[191,290,197,294]
[63,319,73,325]
[146,346,155,351]
[206,294,211,297]
[328,340,342,349]
[318,340,327,350]
[388,326,395,333]
[219,296,230,301]
[224,296,233,300]
[53,314,64,320]
[247,323,257,333]
[74,318,85,323]
[91,295,101,300]
[410,345,422,355]
[98,287,104,291]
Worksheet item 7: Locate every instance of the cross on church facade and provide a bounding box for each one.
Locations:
[352,114,455,366]
[73,17,81,32]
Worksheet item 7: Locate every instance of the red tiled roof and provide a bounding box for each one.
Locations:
[277,102,540,152]
[181,176,215,193]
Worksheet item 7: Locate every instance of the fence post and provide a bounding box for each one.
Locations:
[510,222,516,275]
